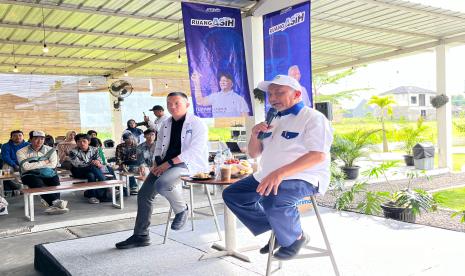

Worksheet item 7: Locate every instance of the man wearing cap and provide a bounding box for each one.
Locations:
[116,92,209,250]
[145,105,169,134]
[17,131,69,215]
[222,75,333,260]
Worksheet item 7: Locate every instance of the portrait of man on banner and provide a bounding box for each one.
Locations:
[263,2,313,108]
[182,2,253,118]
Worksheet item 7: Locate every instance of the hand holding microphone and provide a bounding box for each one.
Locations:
[255,108,277,140]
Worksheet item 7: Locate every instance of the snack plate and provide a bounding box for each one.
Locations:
[190,176,214,181]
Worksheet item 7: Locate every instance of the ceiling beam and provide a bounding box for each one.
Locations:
[314,35,400,49]
[353,0,465,23]
[0,22,179,43]
[312,18,437,39]
[167,0,252,11]
[312,51,355,59]
[0,39,158,54]
[0,0,180,24]
[1,62,119,71]
[0,53,136,64]
[111,42,186,78]
[313,33,465,73]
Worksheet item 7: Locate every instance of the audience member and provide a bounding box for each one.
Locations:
[69,134,110,204]
[145,105,169,134]
[1,130,29,192]
[44,135,55,147]
[122,119,144,144]
[116,133,139,195]
[136,129,156,179]
[87,130,98,138]
[17,130,68,215]
[57,131,76,170]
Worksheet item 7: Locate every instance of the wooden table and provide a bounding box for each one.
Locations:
[181,176,259,262]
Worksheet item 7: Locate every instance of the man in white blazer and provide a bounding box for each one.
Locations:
[116,92,209,249]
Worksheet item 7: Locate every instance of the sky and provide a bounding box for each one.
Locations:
[321,0,465,108]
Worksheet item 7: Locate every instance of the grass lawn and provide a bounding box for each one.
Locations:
[433,186,465,211]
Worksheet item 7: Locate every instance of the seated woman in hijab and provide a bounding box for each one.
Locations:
[57,131,77,170]
[121,119,144,144]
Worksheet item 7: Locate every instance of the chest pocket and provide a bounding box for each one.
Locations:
[281,131,299,139]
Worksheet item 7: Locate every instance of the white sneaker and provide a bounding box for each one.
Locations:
[52,199,68,209]
[44,206,69,215]
[88,197,100,204]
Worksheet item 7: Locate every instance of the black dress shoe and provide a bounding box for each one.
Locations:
[115,235,150,249]
[171,206,188,230]
[273,232,309,260]
[260,236,279,254]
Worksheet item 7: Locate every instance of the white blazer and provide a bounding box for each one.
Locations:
[155,113,209,174]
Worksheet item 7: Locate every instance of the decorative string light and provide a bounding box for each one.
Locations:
[123,50,129,76]
[12,44,19,72]
[177,23,182,63]
[41,7,48,53]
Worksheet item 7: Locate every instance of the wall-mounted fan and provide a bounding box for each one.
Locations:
[109,80,133,110]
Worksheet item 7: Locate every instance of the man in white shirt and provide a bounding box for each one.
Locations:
[144,105,169,134]
[223,75,333,260]
[116,92,209,250]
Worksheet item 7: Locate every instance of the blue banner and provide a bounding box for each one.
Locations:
[263,2,312,107]
[182,2,253,118]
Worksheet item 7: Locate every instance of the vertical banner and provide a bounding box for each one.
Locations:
[263,2,312,107]
[182,2,253,118]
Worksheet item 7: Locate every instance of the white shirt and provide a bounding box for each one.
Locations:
[253,103,333,194]
[148,114,169,133]
[206,90,250,118]
[155,113,209,174]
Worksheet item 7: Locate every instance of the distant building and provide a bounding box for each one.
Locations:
[380,86,436,121]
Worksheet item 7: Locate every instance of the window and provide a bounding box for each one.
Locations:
[421,110,426,118]
[419,94,426,106]
[411,96,417,104]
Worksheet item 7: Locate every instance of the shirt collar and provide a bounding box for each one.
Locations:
[277,101,305,117]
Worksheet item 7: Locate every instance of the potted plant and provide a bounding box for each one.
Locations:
[363,161,437,222]
[398,117,427,166]
[331,129,379,180]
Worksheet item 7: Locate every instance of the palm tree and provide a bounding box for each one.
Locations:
[368,95,396,152]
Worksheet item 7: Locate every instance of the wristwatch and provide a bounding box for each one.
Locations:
[167,159,174,166]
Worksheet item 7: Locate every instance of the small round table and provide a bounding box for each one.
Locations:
[181,176,259,262]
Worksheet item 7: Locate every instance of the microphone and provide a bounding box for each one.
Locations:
[258,108,278,140]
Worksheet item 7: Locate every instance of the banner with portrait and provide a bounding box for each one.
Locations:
[181,2,253,118]
[263,1,312,107]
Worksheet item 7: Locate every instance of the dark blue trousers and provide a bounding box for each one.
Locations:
[223,175,317,247]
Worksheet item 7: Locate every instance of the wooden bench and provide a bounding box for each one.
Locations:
[21,180,125,221]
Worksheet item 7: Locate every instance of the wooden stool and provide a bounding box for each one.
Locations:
[266,195,340,276]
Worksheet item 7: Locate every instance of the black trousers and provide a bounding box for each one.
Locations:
[71,166,108,199]
[21,175,60,206]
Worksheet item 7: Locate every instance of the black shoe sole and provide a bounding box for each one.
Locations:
[115,241,151,249]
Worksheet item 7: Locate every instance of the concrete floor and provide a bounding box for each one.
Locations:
[4,206,465,276]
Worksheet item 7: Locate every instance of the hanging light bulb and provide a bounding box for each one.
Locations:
[124,70,128,77]
[177,51,182,63]
[13,65,19,73]
[42,43,49,53]
[41,7,49,54]
[165,83,168,89]
[87,80,92,87]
